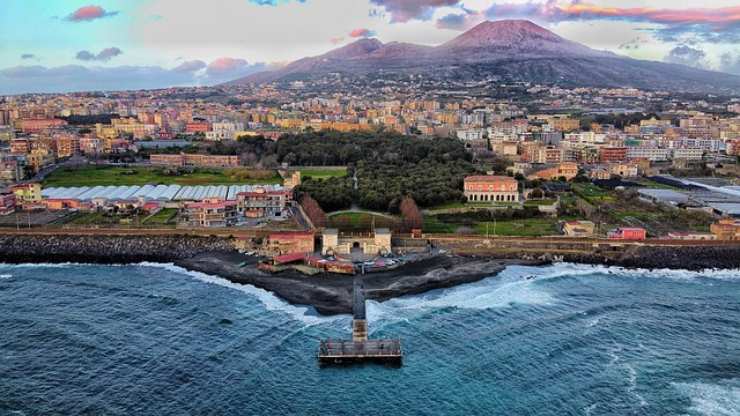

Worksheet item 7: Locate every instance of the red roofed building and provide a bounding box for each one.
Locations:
[608,227,647,241]
[17,118,67,133]
[185,121,211,133]
[464,175,519,203]
[264,231,315,256]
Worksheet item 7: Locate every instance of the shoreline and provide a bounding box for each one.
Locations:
[2,234,740,315]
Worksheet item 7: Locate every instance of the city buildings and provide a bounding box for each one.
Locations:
[150,154,240,168]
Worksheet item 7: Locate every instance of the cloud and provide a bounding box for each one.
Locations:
[330,36,345,44]
[349,28,376,38]
[173,60,207,73]
[20,54,36,60]
[65,5,119,22]
[618,36,648,51]
[206,57,249,75]
[648,22,740,44]
[0,60,266,94]
[248,0,306,5]
[664,45,708,69]
[432,1,740,42]
[720,53,740,75]
[76,47,123,62]
[370,0,461,23]
[205,57,266,82]
[436,9,484,30]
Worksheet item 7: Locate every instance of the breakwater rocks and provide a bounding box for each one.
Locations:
[605,245,740,270]
[0,235,235,264]
[473,244,740,271]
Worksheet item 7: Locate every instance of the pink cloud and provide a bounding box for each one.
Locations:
[552,3,740,26]
[65,5,119,22]
[206,57,249,75]
[477,1,740,27]
[349,28,376,38]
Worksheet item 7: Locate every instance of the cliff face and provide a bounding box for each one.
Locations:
[0,235,235,264]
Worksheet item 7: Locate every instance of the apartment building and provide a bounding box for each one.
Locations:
[236,186,292,219]
[180,199,238,227]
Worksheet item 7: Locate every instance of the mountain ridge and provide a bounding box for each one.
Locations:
[226,20,740,93]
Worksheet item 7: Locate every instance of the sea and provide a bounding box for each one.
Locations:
[0,262,738,416]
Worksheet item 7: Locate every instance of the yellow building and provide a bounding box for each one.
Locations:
[11,183,42,205]
[551,117,580,132]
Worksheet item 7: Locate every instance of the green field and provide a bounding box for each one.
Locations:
[327,211,399,230]
[473,218,563,237]
[423,215,569,236]
[64,212,126,226]
[43,166,282,187]
[298,167,348,180]
[425,201,522,212]
[572,183,614,203]
[523,199,557,207]
[142,208,178,225]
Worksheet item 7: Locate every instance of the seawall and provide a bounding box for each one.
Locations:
[0,234,235,264]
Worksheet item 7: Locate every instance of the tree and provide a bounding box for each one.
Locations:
[399,196,423,232]
[299,194,327,228]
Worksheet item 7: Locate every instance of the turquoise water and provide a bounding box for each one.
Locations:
[0,262,738,415]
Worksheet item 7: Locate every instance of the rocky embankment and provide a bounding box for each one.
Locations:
[0,235,234,264]
[587,244,740,270]
[447,242,740,271]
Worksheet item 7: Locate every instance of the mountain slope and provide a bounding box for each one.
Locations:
[227,20,740,93]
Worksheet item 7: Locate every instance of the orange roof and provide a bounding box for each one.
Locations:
[465,175,517,183]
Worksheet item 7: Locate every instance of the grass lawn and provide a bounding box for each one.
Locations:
[572,183,614,204]
[143,208,178,225]
[422,216,457,233]
[634,178,682,190]
[65,212,126,225]
[43,166,282,187]
[426,201,522,211]
[298,167,348,180]
[473,217,564,237]
[328,211,399,230]
[523,199,557,207]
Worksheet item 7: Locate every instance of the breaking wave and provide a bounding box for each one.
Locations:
[673,380,740,416]
[136,262,347,327]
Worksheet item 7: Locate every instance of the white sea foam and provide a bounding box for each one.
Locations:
[673,380,740,416]
[539,262,740,282]
[366,265,556,322]
[135,262,348,327]
[0,274,11,279]
[0,262,78,269]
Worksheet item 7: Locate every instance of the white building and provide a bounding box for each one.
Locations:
[672,148,704,160]
[456,129,486,141]
[627,147,672,161]
[206,121,245,141]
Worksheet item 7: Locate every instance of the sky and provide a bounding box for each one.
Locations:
[1,0,739,94]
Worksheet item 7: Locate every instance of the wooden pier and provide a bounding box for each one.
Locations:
[318,279,403,366]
